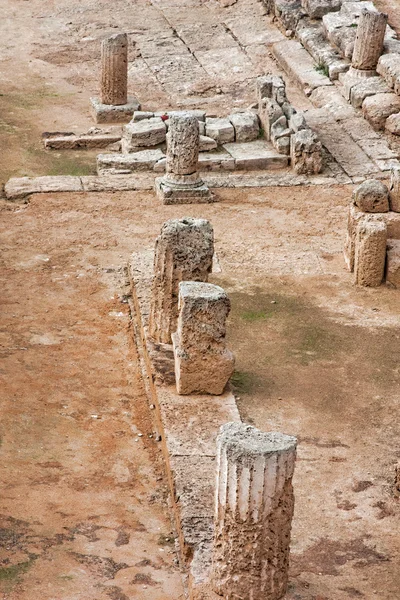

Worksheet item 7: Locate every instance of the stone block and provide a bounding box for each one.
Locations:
[362,93,400,130]
[97,149,165,174]
[255,74,287,106]
[205,117,235,144]
[354,218,387,287]
[344,204,368,271]
[259,98,284,141]
[90,96,140,124]
[223,140,289,170]
[132,111,155,121]
[4,175,83,200]
[389,167,400,212]
[290,129,323,175]
[172,282,235,396]
[272,40,332,94]
[338,70,390,108]
[352,179,389,213]
[386,239,400,287]
[155,178,215,205]
[377,53,400,88]
[199,135,218,152]
[302,0,341,19]
[385,113,400,136]
[228,111,260,142]
[121,117,166,152]
[198,152,235,171]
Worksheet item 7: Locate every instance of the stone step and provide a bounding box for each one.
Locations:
[222,140,289,170]
[43,129,122,150]
[272,40,332,95]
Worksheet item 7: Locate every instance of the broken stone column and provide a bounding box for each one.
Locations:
[351,9,388,75]
[211,423,297,600]
[149,218,214,345]
[155,112,213,204]
[290,129,323,175]
[354,218,387,286]
[172,282,234,395]
[389,167,400,212]
[90,33,140,123]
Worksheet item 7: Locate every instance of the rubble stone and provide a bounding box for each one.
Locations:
[354,219,387,286]
[211,422,297,600]
[149,218,214,345]
[362,93,400,130]
[199,135,218,151]
[301,0,341,20]
[385,113,400,136]
[386,239,400,288]
[172,282,234,395]
[352,179,389,213]
[228,112,259,142]
[259,98,284,141]
[290,129,323,175]
[377,53,400,88]
[205,117,235,144]
[122,117,166,152]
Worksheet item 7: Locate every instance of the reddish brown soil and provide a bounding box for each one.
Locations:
[1,187,399,600]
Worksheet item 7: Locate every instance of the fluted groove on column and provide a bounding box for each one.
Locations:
[101,33,128,106]
[211,423,297,600]
[352,9,388,72]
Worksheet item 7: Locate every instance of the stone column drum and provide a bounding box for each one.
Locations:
[90,33,140,123]
[354,219,387,286]
[155,112,213,204]
[211,423,297,600]
[101,33,128,106]
[172,282,234,395]
[352,9,388,74]
[149,218,214,345]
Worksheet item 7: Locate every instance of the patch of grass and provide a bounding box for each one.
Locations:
[258,127,265,139]
[350,22,358,27]
[0,559,34,583]
[241,309,273,322]
[314,62,329,77]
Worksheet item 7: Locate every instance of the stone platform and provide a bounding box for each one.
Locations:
[128,249,241,599]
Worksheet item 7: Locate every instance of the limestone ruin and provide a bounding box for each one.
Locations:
[148,217,214,345]
[155,111,214,204]
[172,281,234,395]
[90,33,140,123]
[211,423,297,600]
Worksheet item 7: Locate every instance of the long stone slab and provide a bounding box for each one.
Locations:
[4,176,83,200]
[272,40,332,94]
[129,249,241,598]
[43,130,122,150]
[223,140,289,170]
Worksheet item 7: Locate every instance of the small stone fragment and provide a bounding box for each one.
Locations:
[259,98,284,141]
[199,135,218,151]
[385,112,400,136]
[352,179,389,213]
[362,93,400,130]
[301,0,341,20]
[205,117,235,144]
[290,129,323,175]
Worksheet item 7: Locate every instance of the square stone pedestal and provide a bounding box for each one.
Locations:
[90,96,140,124]
[155,177,215,205]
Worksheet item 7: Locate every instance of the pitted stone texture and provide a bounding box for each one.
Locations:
[344,204,367,272]
[101,33,128,106]
[385,113,400,136]
[290,129,323,175]
[211,423,297,600]
[386,240,400,288]
[122,117,166,152]
[205,118,235,144]
[301,0,341,19]
[149,219,214,345]
[362,93,400,131]
[354,219,387,286]
[259,99,284,142]
[255,74,287,106]
[228,112,259,142]
[172,282,234,396]
[166,112,200,176]
[389,167,400,212]
[352,9,388,72]
[377,53,400,89]
[352,179,389,213]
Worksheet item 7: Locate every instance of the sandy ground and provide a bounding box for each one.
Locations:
[1,187,399,600]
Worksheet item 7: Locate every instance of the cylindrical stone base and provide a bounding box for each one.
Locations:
[352,9,388,72]
[211,423,297,600]
[354,219,387,287]
[389,167,400,212]
[101,33,128,106]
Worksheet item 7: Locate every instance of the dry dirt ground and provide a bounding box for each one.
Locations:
[1,0,400,600]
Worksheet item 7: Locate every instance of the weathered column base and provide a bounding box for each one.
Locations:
[90,96,140,124]
[155,174,215,205]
